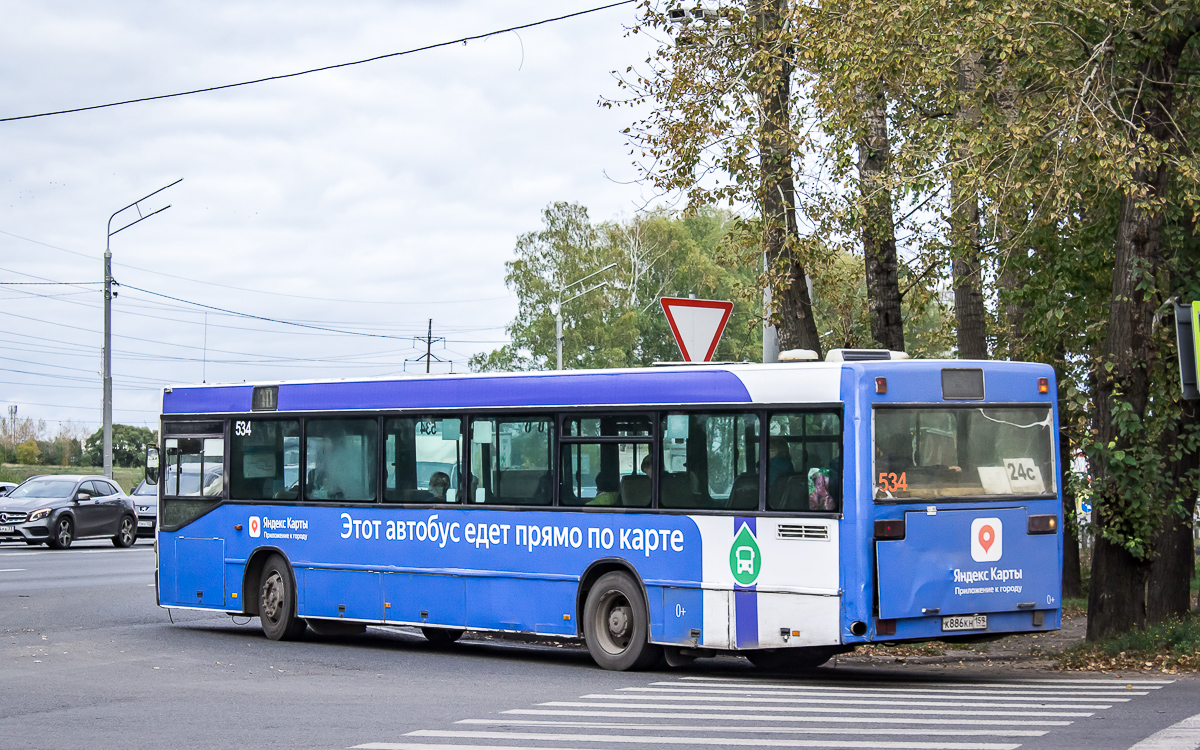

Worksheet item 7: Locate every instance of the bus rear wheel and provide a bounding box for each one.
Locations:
[746,646,837,672]
[259,554,307,641]
[583,571,661,671]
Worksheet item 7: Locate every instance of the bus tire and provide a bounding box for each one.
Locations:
[306,619,367,637]
[259,555,307,641]
[583,571,662,671]
[746,646,836,672]
[422,628,463,644]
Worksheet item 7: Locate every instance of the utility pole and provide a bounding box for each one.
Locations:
[555,263,616,371]
[105,178,181,479]
[407,319,446,373]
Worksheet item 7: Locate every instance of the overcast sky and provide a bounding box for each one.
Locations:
[0,0,664,435]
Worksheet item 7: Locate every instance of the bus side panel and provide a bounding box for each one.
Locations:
[158,535,177,605]
[838,365,874,643]
[385,573,465,627]
[465,577,574,635]
[174,537,225,608]
[701,590,731,649]
[756,593,841,647]
[661,586,704,644]
[302,569,383,621]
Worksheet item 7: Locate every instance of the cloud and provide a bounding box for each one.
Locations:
[0,0,658,430]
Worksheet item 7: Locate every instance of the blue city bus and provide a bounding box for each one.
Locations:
[148,355,1063,670]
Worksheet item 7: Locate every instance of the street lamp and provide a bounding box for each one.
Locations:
[103,178,182,479]
[554,263,617,371]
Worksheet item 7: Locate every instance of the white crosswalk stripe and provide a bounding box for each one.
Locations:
[351,675,1173,750]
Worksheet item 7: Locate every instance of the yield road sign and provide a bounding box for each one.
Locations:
[660,297,734,362]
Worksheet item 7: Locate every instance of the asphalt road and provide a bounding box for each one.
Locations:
[1,540,1197,750]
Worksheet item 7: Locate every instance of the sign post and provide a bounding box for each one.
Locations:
[1174,302,1200,400]
[660,297,734,362]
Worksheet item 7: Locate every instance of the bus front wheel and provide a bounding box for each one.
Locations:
[583,571,662,671]
[259,555,307,641]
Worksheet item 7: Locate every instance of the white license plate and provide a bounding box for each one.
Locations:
[942,614,987,631]
[0,525,13,533]
[138,520,153,528]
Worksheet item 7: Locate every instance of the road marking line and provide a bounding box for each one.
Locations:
[506,709,1073,726]
[648,681,1148,698]
[406,729,1022,749]
[579,694,1109,710]
[456,719,1048,738]
[0,568,26,572]
[621,687,1126,705]
[681,676,1172,688]
[557,700,1094,717]
[1127,711,1200,750]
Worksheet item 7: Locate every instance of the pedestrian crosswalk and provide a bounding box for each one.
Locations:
[352,674,1172,750]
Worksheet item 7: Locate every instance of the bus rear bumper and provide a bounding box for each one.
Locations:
[869,607,1061,642]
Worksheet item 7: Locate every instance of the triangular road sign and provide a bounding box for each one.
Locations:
[660,297,734,362]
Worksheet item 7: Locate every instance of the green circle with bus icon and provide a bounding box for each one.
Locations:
[729,524,761,585]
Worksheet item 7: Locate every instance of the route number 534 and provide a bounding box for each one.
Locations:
[878,472,907,493]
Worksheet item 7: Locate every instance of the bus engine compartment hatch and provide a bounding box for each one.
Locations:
[875,507,1058,620]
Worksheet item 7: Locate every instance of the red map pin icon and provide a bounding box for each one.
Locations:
[978,525,995,553]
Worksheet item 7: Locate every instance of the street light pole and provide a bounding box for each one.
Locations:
[104,178,181,479]
[555,263,617,370]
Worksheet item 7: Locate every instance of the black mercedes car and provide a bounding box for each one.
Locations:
[0,475,138,549]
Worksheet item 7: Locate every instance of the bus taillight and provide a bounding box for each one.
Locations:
[874,519,905,540]
[1038,377,1049,394]
[1028,514,1058,534]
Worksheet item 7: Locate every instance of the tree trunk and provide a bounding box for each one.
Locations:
[1087,536,1149,639]
[950,55,988,360]
[755,0,821,355]
[1147,399,1199,621]
[856,89,904,352]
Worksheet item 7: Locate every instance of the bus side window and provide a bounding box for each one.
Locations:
[660,413,759,510]
[305,418,378,502]
[470,418,553,506]
[231,420,300,500]
[766,412,841,512]
[384,417,462,503]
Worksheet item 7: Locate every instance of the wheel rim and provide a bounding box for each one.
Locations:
[120,518,135,545]
[261,571,286,624]
[56,520,72,546]
[593,588,634,655]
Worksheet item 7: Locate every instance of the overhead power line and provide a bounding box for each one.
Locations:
[0,227,515,307]
[0,1,635,124]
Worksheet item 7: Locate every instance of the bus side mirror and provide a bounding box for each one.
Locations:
[145,446,160,486]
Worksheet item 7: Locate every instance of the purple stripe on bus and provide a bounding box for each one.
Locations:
[734,516,758,649]
[163,370,752,414]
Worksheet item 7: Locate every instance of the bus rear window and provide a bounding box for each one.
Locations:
[873,407,1056,501]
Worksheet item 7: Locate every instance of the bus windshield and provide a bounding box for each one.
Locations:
[874,406,1056,500]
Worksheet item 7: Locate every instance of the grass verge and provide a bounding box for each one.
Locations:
[1057,611,1200,672]
[0,464,144,493]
